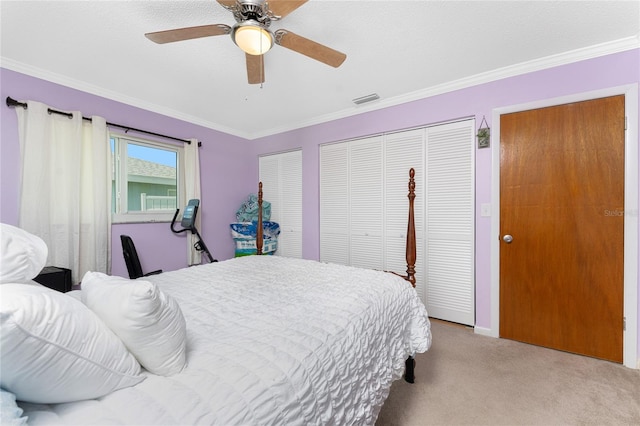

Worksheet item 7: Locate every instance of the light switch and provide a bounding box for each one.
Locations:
[481,203,491,217]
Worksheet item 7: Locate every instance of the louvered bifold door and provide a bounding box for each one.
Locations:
[349,136,384,270]
[320,143,350,265]
[277,151,302,258]
[384,129,426,301]
[259,150,302,258]
[425,119,475,326]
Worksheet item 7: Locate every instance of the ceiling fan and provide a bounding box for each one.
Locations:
[145,0,347,84]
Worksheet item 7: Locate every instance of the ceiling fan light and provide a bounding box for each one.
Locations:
[232,22,273,55]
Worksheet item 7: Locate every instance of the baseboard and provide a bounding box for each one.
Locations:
[474,327,640,369]
[474,326,498,337]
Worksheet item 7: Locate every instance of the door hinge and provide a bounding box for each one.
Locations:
[623,316,626,331]
[625,116,627,130]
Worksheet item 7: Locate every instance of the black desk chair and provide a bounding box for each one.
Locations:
[120,235,162,279]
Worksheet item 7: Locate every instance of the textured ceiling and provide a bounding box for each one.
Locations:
[1,1,639,139]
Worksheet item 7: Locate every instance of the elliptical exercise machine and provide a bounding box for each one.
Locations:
[171,199,217,263]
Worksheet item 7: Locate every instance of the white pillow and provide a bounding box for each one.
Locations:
[0,284,144,404]
[81,272,187,376]
[66,289,83,301]
[0,389,27,426]
[0,224,48,283]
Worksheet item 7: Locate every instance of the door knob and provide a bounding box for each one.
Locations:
[502,234,513,243]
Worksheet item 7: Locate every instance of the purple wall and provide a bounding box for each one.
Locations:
[1,48,639,358]
[250,49,640,352]
[1,68,256,277]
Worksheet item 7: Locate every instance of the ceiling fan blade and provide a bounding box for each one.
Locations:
[274,29,346,68]
[267,0,308,18]
[216,0,237,10]
[145,24,231,44]
[246,53,265,84]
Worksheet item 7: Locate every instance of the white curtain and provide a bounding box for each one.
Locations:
[16,101,112,283]
[184,138,202,265]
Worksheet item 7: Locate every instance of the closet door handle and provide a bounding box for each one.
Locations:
[502,234,513,244]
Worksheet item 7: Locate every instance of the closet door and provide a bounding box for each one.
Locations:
[320,137,384,267]
[259,150,302,258]
[321,133,418,273]
[320,143,350,265]
[349,137,383,269]
[425,120,475,325]
[384,129,426,300]
[319,121,475,327]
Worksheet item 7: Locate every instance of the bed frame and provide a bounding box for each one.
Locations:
[254,168,418,383]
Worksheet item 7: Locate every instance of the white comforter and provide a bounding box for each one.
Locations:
[20,256,431,425]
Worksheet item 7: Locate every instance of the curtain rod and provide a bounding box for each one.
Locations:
[6,96,200,146]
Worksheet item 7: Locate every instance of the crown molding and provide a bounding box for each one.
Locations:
[3,34,638,141]
[250,34,640,139]
[0,58,248,139]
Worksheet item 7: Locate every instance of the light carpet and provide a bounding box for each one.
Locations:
[376,320,640,425]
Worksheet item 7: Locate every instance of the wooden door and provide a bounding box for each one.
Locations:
[499,95,625,362]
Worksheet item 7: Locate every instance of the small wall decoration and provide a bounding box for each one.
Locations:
[477,116,490,149]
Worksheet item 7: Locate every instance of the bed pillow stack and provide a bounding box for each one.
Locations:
[0,224,144,403]
[81,271,188,376]
[0,223,145,404]
[0,223,187,407]
[0,284,145,403]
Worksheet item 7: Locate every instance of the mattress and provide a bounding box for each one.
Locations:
[19,255,431,425]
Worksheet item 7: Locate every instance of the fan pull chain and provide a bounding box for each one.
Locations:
[260,33,264,88]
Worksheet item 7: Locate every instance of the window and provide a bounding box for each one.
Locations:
[111,134,184,223]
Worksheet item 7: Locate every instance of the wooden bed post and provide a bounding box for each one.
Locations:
[256,182,264,255]
[406,168,417,288]
[404,168,417,384]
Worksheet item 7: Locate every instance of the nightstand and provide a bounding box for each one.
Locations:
[34,266,72,293]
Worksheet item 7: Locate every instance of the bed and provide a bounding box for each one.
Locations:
[1,169,431,426]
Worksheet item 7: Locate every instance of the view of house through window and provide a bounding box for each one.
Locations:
[111,135,182,223]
